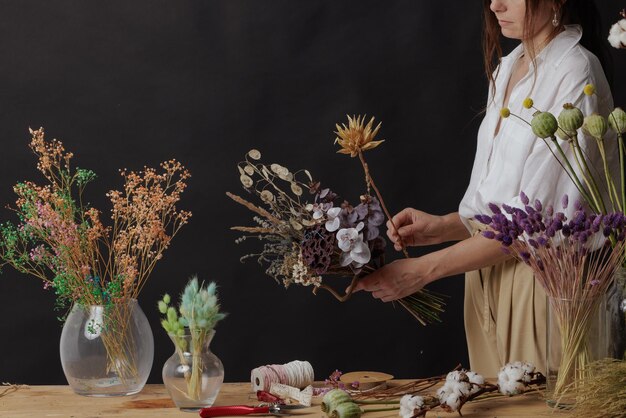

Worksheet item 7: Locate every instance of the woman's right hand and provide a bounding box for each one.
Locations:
[386,208,446,251]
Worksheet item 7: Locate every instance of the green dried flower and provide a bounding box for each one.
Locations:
[609,107,626,134]
[322,389,352,413]
[557,104,584,136]
[531,111,558,139]
[583,114,608,139]
[330,402,362,418]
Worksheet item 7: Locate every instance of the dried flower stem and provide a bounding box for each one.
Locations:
[0,383,28,398]
[357,151,409,258]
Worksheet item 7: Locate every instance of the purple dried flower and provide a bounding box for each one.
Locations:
[603,226,613,237]
[520,191,529,205]
[482,230,496,239]
[502,204,515,214]
[502,235,513,246]
[488,203,502,214]
[590,279,600,286]
[528,239,539,248]
[546,205,554,217]
[534,199,542,212]
[520,251,531,262]
[574,200,583,211]
[563,225,571,236]
[546,227,555,238]
[537,236,548,246]
[561,195,569,209]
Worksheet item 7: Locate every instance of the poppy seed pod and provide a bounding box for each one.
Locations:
[321,389,352,413]
[583,114,608,139]
[557,104,584,135]
[531,111,558,139]
[330,402,363,418]
[609,107,626,134]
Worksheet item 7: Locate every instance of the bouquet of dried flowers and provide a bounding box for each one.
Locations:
[475,192,626,403]
[227,116,445,325]
[159,276,226,402]
[0,128,191,379]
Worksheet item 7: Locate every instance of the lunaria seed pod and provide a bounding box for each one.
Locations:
[609,107,626,134]
[557,104,584,136]
[583,113,608,139]
[321,389,352,413]
[531,111,558,139]
[330,402,363,418]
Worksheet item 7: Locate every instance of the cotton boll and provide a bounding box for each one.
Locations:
[407,396,424,410]
[620,32,626,47]
[442,392,461,411]
[446,371,464,382]
[618,18,626,31]
[466,371,484,385]
[611,22,623,36]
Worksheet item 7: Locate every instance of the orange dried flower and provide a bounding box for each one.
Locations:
[334,115,384,157]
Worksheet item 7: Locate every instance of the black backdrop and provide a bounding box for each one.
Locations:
[1,0,625,385]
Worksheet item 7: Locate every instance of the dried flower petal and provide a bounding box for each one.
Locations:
[240,174,253,188]
[248,149,261,160]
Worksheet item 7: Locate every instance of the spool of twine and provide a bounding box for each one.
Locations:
[250,360,315,392]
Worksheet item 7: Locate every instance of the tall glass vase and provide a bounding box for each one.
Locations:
[608,266,626,359]
[162,328,224,411]
[546,295,609,408]
[59,299,154,397]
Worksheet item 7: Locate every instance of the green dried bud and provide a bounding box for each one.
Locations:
[163,294,171,304]
[158,300,168,314]
[557,104,584,135]
[322,389,352,413]
[609,107,626,134]
[330,402,362,418]
[161,319,173,333]
[167,306,178,323]
[583,113,608,139]
[531,111,558,139]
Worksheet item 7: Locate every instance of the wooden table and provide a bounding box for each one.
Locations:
[0,382,573,417]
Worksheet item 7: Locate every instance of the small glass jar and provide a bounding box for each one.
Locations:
[162,328,224,411]
[59,299,154,397]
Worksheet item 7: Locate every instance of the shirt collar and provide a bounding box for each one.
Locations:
[500,25,583,68]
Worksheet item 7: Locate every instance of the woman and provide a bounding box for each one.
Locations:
[353,0,614,377]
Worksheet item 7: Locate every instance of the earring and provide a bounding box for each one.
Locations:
[552,11,560,27]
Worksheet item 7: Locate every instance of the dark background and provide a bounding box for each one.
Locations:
[0,0,625,386]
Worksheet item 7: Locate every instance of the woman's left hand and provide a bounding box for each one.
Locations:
[351,258,433,302]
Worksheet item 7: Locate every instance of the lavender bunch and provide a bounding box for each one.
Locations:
[476,192,626,401]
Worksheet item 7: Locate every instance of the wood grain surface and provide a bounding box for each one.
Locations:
[0,382,573,417]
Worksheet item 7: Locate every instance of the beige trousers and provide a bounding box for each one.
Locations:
[464,221,547,377]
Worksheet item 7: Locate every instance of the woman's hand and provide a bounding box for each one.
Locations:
[387,208,449,250]
[351,258,432,302]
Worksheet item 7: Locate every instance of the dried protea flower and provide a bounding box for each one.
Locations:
[609,107,626,134]
[583,113,608,140]
[557,104,584,135]
[334,115,384,157]
[531,111,558,139]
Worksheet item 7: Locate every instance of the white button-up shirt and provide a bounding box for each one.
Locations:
[459,25,615,230]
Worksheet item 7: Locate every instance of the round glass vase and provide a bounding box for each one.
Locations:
[546,295,610,408]
[59,299,154,397]
[162,328,224,411]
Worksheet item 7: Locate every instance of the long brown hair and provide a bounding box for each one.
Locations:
[482,0,609,96]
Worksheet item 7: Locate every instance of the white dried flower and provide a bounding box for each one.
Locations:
[608,19,626,49]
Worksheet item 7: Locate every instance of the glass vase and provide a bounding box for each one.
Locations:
[546,295,609,408]
[162,328,224,411]
[59,299,154,397]
[608,266,626,360]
